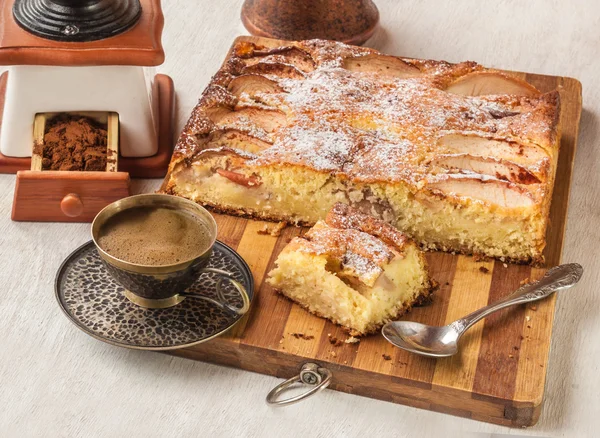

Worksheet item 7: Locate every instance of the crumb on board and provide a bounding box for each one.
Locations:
[330,351,337,358]
[527,325,532,329]
[345,336,360,344]
[530,305,537,311]
[503,263,508,268]
[257,221,287,237]
[290,332,314,340]
[509,354,514,358]
[525,316,531,322]
[520,277,531,285]
[513,346,519,351]
[329,337,343,347]
[479,266,489,274]
[382,354,392,361]
[445,281,450,286]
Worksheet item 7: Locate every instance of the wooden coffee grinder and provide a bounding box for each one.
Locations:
[0,0,175,221]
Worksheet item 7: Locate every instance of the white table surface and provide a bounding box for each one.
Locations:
[1,1,599,437]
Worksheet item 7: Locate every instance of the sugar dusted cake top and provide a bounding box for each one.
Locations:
[169,38,560,210]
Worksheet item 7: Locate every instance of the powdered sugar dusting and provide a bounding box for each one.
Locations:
[342,250,381,279]
[174,39,559,194]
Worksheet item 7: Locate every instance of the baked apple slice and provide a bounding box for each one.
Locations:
[430,154,541,184]
[209,128,273,154]
[438,134,549,166]
[244,46,316,73]
[205,107,287,133]
[445,71,540,96]
[228,75,283,97]
[427,174,535,208]
[343,54,423,78]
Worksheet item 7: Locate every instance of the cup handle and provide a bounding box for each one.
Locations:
[180,267,251,315]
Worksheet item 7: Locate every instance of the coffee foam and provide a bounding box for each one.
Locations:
[97,206,211,265]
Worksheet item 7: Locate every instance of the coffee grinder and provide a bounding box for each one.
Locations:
[0,0,175,221]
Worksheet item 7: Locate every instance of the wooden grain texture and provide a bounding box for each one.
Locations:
[0,0,165,66]
[168,35,583,428]
[12,170,130,222]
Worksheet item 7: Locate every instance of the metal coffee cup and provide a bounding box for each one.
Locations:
[91,194,250,314]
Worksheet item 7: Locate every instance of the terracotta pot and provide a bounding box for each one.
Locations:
[241,0,379,46]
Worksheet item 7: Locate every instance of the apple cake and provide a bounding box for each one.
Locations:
[267,203,433,335]
[161,37,561,264]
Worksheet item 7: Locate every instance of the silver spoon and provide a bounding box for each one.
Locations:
[382,263,583,358]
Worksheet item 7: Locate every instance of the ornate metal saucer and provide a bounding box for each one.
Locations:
[55,240,254,351]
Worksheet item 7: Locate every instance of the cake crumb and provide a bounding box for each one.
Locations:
[291,332,314,340]
[529,305,537,311]
[345,336,360,344]
[525,316,531,322]
[479,266,489,274]
[382,354,392,361]
[257,221,287,237]
[473,253,491,262]
[330,351,337,358]
[503,263,508,268]
[513,346,519,351]
[520,277,530,285]
[329,337,343,347]
[508,354,514,358]
[445,281,450,286]
[343,360,348,365]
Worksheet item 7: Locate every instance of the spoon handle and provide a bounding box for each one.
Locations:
[452,263,583,333]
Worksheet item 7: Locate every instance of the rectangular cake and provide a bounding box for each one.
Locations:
[161,37,561,264]
[267,203,433,335]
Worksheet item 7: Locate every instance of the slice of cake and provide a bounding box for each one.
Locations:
[267,204,433,335]
[161,37,561,265]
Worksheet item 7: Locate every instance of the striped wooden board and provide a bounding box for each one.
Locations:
[169,36,582,428]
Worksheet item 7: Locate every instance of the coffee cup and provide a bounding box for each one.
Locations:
[91,194,250,313]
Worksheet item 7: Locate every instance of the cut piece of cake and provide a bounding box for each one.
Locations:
[161,37,561,264]
[267,204,434,335]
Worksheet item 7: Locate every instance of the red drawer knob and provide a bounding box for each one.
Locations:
[61,193,84,217]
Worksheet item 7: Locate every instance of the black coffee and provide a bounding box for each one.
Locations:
[97,206,211,265]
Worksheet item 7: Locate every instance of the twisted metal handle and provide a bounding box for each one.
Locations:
[452,263,583,333]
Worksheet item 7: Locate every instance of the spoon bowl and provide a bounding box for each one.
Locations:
[382,321,460,358]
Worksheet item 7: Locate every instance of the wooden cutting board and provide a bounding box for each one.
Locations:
[169,36,582,428]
